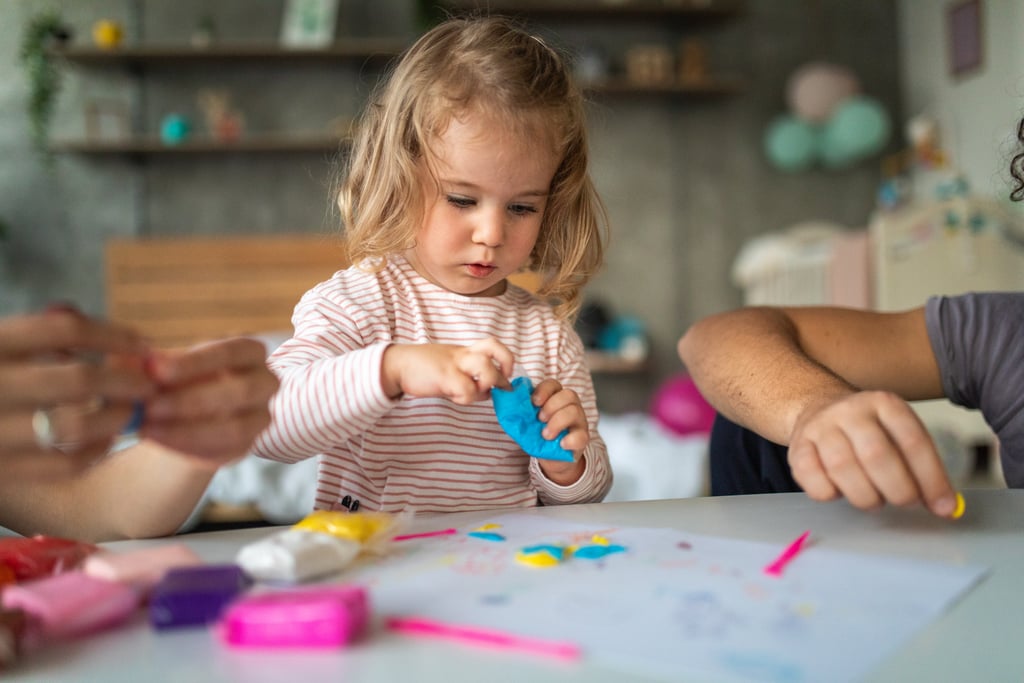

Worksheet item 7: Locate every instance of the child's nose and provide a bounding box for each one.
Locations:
[473,210,505,247]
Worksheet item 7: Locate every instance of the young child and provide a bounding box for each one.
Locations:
[252,16,612,513]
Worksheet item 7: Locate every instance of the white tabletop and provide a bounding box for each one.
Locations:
[7,489,1023,682]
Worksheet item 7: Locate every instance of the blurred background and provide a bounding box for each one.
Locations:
[2,1,1022,511]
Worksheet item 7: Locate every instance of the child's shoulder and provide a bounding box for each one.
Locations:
[303,260,388,301]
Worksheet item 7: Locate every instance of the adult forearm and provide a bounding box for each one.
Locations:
[678,307,855,445]
[86,440,215,540]
[0,440,211,541]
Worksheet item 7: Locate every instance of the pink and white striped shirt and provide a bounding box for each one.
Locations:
[252,255,612,514]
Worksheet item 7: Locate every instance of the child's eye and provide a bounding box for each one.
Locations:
[509,204,538,216]
[446,195,475,209]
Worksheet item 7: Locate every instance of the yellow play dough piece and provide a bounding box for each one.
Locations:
[515,550,561,568]
[294,510,395,542]
[475,523,502,531]
[951,492,966,520]
[514,545,567,568]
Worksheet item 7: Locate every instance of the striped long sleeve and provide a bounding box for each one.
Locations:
[252,256,612,514]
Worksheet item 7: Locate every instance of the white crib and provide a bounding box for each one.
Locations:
[732,197,1024,486]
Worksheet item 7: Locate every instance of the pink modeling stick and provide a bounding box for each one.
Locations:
[386,616,582,661]
[391,528,458,542]
[763,530,811,577]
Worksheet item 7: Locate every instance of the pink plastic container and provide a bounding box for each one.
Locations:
[219,584,368,648]
[1,571,139,639]
[83,543,202,593]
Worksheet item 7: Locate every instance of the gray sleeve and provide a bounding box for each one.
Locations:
[925,292,1024,486]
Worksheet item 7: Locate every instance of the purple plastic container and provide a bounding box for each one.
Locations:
[149,564,250,630]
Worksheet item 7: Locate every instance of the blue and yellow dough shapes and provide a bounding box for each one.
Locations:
[515,544,569,568]
[491,376,573,462]
[467,523,506,542]
[572,535,627,561]
[514,536,628,568]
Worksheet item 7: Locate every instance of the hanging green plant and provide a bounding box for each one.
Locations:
[19,10,72,165]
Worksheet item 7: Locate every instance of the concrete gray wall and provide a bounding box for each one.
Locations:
[0,1,901,413]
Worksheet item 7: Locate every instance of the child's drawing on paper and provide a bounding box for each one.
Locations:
[345,513,986,683]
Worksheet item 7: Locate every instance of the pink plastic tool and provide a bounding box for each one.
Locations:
[763,530,811,577]
[392,528,457,542]
[219,584,369,648]
[386,616,582,661]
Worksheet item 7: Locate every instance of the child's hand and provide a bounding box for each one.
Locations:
[382,338,514,404]
[531,378,589,485]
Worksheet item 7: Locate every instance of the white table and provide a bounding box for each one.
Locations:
[7,490,1023,682]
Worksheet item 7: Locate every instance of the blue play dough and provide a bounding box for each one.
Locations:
[491,376,574,462]
[573,544,627,560]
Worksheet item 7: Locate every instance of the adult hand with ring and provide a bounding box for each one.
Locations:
[0,307,155,479]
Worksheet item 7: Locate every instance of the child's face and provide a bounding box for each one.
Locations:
[407,110,560,298]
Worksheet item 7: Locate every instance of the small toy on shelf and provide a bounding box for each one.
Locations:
[91,19,124,50]
[625,44,674,86]
[677,38,709,84]
[197,89,245,143]
[191,14,217,49]
[159,113,192,146]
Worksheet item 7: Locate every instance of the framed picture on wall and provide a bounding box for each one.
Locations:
[280,0,339,48]
[947,0,983,78]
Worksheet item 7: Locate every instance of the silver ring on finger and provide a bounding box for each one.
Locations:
[31,408,58,450]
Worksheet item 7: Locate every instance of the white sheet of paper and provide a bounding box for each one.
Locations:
[347,513,988,683]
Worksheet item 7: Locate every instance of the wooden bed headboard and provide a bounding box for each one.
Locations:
[105,235,347,348]
[106,234,544,349]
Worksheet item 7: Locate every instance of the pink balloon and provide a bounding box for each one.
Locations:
[786,62,861,123]
[650,375,717,436]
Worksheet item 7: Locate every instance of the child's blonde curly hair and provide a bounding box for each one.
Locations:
[336,15,607,319]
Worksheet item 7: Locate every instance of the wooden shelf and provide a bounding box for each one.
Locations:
[50,134,348,156]
[585,78,743,97]
[442,1,741,22]
[50,40,406,66]
[585,350,649,374]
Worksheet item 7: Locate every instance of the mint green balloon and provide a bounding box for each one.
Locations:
[820,96,891,168]
[763,116,818,172]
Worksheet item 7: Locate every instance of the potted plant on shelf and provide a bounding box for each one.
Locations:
[19,10,72,164]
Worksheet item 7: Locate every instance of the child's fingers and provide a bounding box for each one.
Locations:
[534,383,578,420]
[458,352,510,391]
[530,379,562,406]
[557,426,589,455]
[540,401,589,443]
[466,338,515,379]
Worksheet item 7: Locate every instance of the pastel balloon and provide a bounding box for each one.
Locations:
[650,375,716,437]
[786,62,860,123]
[820,96,891,168]
[763,116,818,172]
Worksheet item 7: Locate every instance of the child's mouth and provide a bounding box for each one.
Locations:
[466,263,496,278]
